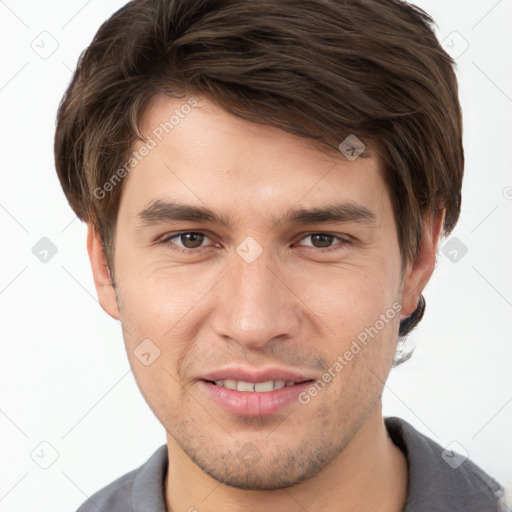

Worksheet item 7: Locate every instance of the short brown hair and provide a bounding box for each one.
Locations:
[54,0,464,352]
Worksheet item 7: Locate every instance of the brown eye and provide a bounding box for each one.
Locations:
[309,234,335,248]
[160,231,211,251]
[178,233,205,249]
[296,233,350,251]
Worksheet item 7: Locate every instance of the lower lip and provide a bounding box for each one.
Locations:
[199,380,313,417]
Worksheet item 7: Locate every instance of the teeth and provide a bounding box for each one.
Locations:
[237,381,256,392]
[213,379,293,392]
[224,379,237,390]
[254,381,274,392]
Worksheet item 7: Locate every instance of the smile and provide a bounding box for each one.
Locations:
[211,379,299,392]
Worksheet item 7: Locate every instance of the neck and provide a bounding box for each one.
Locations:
[165,403,408,512]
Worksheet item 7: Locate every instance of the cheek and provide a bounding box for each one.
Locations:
[114,260,220,395]
[115,270,195,417]
[116,254,211,332]
[295,261,402,383]
[295,260,400,328]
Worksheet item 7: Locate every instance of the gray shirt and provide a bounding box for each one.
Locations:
[75,416,506,511]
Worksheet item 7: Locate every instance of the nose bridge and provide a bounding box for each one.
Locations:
[213,243,298,348]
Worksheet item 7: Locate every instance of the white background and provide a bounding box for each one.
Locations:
[0,0,511,510]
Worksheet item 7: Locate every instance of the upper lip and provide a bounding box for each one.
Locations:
[200,366,315,383]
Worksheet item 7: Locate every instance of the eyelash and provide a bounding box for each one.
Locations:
[158,231,351,254]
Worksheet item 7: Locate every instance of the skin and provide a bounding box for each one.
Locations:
[87,93,444,512]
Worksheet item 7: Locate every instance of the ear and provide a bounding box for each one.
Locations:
[400,209,445,317]
[86,223,120,320]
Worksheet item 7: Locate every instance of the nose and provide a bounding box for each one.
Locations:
[210,244,300,350]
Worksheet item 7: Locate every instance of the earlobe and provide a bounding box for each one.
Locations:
[400,209,445,317]
[86,223,120,320]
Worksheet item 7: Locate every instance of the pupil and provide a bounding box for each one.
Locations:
[182,233,203,248]
[312,234,332,248]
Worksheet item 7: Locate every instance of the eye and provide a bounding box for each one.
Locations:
[295,233,350,251]
[159,231,213,252]
[157,231,351,254]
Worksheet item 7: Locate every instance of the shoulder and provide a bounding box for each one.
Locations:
[385,416,506,511]
[75,468,138,512]
[75,445,168,512]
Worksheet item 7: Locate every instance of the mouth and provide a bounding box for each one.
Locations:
[199,378,315,416]
[197,366,317,416]
[204,379,313,392]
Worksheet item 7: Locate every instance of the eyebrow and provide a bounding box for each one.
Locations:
[136,199,376,229]
[137,200,234,228]
[273,202,376,227]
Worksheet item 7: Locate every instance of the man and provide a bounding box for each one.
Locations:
[54,0,506,510]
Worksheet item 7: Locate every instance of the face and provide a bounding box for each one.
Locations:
[89,93,431,490]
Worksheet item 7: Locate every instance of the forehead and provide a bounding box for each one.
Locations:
[118,93,389,224]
